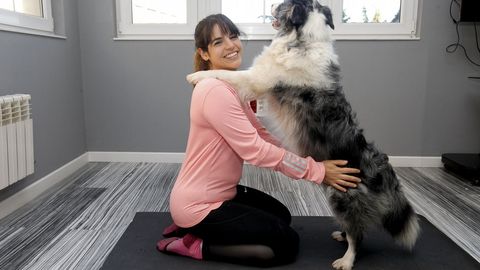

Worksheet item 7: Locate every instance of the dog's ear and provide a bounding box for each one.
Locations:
[321,6,334,29]
[289,4,307,27]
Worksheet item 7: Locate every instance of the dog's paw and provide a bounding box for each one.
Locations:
[332,257,353,270]
[186,71,211,85]
[331,231,346,242]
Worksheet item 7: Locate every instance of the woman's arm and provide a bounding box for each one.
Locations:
[202,83,324,183]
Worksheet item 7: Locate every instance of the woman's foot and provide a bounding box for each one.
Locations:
[157,234,203,260]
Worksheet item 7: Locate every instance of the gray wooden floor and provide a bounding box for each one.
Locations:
[0,162,479,269]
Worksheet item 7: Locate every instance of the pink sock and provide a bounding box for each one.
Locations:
[157,234,203,260]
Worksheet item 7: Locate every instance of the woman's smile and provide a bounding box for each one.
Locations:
[225,51,239,59]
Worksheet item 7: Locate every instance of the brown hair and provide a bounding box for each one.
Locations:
[193,14,241,72]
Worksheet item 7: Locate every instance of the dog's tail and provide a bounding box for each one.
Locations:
[383,194,420,250]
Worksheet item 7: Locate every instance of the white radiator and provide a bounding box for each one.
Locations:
[0,94,34,190]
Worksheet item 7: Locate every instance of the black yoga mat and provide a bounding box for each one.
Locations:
[100,212,479,270]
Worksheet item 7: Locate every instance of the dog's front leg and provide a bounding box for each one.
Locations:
[186,70,257,101]
[332,233,357,270]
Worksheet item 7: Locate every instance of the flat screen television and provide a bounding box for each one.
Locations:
[460,0,480,22]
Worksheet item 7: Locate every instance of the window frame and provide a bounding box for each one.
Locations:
[115,0,421,41]
[0,0,54,35]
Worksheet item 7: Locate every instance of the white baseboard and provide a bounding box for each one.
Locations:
[88,151,185,163]
[0,152,442,220]
[389,156,442,167]
[88,152,442,167]
[0,152,89,220]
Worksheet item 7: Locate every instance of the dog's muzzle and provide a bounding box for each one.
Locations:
[271,3,281,30]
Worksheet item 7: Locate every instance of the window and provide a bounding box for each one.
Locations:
[132,0,187,24]
[327,0,419,39]
[116,0,199,39]
[115,0,277,40]
[0,0,54,35]
[342,0,401,23]
[115,0,420,40]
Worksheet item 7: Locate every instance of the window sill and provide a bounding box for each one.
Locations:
[114,35,193,41]
[114,34,420,41]
[333,34,420,40]
[113,34,276,41]
[0,24,66,39]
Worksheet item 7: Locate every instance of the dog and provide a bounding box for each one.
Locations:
[187,1,420,269]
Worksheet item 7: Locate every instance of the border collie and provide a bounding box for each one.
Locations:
[187,1,419,269]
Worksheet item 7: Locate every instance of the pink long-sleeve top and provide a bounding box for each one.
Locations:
[169,78,325,228]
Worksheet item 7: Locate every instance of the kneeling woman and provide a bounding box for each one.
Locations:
[157,14,361,267]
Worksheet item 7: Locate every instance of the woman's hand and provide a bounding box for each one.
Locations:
[323,160,361,192]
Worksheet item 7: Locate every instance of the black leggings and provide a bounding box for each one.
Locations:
[186,185,299,266]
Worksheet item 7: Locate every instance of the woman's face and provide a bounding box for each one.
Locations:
[200,24,243,70]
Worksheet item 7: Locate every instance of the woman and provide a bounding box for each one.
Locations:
[157,14,361,266]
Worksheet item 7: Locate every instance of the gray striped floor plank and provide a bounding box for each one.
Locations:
[0,162,478,269]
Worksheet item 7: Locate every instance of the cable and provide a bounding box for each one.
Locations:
[475,22,480,54]
[446,0,480,67]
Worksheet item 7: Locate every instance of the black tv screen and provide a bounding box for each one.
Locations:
[460,0,480,22]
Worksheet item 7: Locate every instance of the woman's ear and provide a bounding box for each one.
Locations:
[198,48,209,61]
